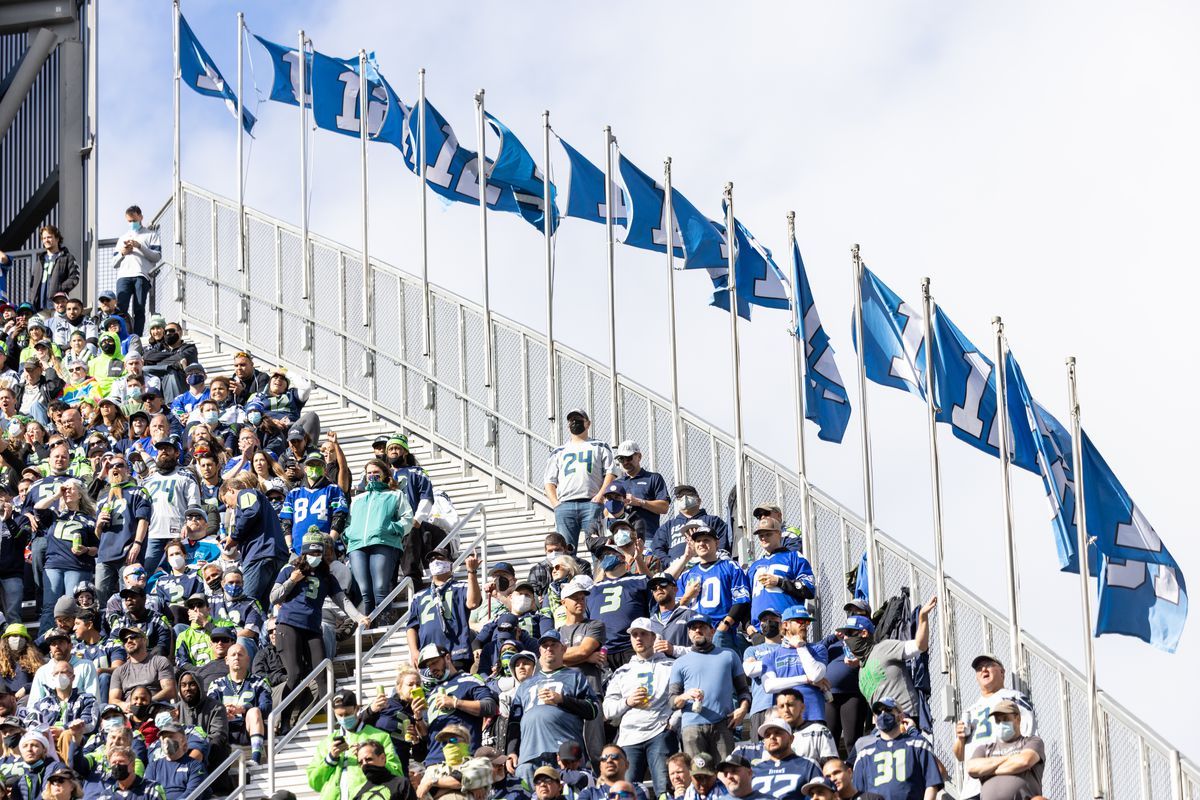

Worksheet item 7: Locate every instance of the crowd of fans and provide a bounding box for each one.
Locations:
[0,212,1049,800]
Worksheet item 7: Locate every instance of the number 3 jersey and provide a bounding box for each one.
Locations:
[851,733,942,800]
[585,574,651,653]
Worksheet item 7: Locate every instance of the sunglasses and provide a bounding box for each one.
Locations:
[608,793,635,799]
[599,754,624,763]
[121,635,140,642]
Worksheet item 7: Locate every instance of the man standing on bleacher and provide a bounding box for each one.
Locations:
[543,409,617,555]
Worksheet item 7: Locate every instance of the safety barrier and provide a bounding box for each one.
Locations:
[181,748,249,800]
[153,183,1194,800]
[354,576,417,700]
[266,656,337,795]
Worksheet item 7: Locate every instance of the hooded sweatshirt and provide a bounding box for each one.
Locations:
[88,330,125,395]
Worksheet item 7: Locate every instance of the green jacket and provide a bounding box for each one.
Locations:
[307,724,403,800]
[344,483,413,553]
[88,331,125,395]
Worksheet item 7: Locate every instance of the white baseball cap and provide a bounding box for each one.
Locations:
[615,441,640,458]
[628,617,655,634]
[560,578,592,597]
[757,715,792,737]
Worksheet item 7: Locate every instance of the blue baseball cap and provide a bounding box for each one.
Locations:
[488,562,515,576]
[782,605,812,621]
[837,615,876,635]
[537,630,563,645]
[871,697,901,714]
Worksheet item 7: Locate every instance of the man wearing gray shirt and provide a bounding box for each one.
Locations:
[112,204,161,335]
[543,408,617,553]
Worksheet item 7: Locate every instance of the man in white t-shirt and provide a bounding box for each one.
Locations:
[542,408,616,553]
[954,654,1037,800]
[111,204,161,336]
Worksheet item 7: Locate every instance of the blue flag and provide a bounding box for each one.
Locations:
[674,190,727,272]
[554,134,625,224]
[791,241,851,443]
[930,308,1039,473]
[617,153,684,257]
[254,35,314,106]
[407,98,518,213]
[854,266,926,398]
[309,50,408,149]
[485,113,559,233]
[710,213,788,320]
[178,15,255,133]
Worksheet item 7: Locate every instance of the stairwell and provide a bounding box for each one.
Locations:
[191,340,557,799]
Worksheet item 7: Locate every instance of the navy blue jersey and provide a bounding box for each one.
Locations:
[393,465,434,514]
[210,595,266,634]
[274,565,339,633]
[745,753,822,800]
[852,735,942,800]
[408,581,474,663]
[612,468,668,539]
[585,574,651,652]
[230,489,288,565]
[41,509,99,573]
[423,672,497,764]
[747,550,814,620]
[207,672,272,720]
[96,483,153,564]
[679,558,750,625]
[279,482,348,553]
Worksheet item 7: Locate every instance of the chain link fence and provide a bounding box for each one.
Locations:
[153,184,1193,800]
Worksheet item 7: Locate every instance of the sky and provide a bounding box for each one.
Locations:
[99,1,1200,759]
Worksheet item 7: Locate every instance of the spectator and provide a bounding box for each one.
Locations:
[472,561,518,630]
[579,746,650,800]
[221,472,289,609]
[836,598,938,723]
[671,525,750,652]
[152,539,204,611]
[176,668,229,772]
[684,753,729,800]
[0,491,31,624]
[343,459,411,617]
[175,594,223,669]
[193,626,235,687]
[650,486,732,567]
[648,572,694,656]
[144,723,206,799]
[771,690,838,763]
[354,739,416,800]
[32,225,80,311]
[742,716,822,797]
[112,205,161,335]
[32,478,98,633]
[603,618,676,800]
[28,659,95,760]
[742,609,783,740]
[954,655,1037,800]
[93,452,152,608]
[407,550,482,671]
[524,533,569,602]
[109,586,172,659]
[667,616,750,760]
[209,567,266,660]
[29,627,99,707]
[415,643,498,763]
[280,452,350,556]
[307,690,403,800]
[70,609,124,709]
[555,578,606,763]
[715,754,766,800]
[667,752,693,800]
[14,358,64,426]
[821,602,872,758]
[964,700,1045,800]
[530,766,566,800]
[746,517,814,627]
[505,630,600,781]
[80,745,158,799]
[610,441,669,538]
[542,409,616,554]
[43,768,84,800]
[360,665,429,770]
[142,436,201,577]
[820,757,884,800]
[108,626,176,708]
[586,535,649,669]
[14,729,68,797]
[851,699,942,800]
[0,623,44,698]
[761,606,828,723]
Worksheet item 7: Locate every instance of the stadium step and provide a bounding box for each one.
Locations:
[190,338,557,799]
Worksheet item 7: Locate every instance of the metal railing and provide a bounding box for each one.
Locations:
[354,576,416,699]
[266,656,337,795]
[155,183,1196,800]
[182,748,249,800]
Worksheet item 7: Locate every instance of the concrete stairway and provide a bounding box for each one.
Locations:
[191,339,557,799]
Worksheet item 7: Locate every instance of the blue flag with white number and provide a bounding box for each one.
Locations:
[930,308,1039,473]
[309,50,408,150]
[485,113,558,233]
[710,213,788,320]
[791,241,851,443]
[554,134,625,225]
[406,98,518,213]
[254,35,315,106]
[617,153,684,258]
[854,266,926,397]
[674,188,727,273]
[178,15,255,133]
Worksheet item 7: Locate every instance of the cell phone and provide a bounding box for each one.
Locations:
[333,735,346,746]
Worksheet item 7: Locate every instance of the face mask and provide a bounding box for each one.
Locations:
[305,554,323,569]
[366,474,382,486]
[202,412,218,425]
[111,763,130,781]
[100,339,116,355]
[156,455,178,473]
[128,388,142,401]
[600,554,623,572]
[499,650,515,675]
[130,221,142,233]
[338,714,359,732]
[876,712,897,733]
[2,733,18,749]
[388,456,403,467]
[205,578,221,592]
[186,373,204,387]
[168,554,187,571]
[429,560,452,578]
[678,495,700,512]
[305,466,323,482]
[420,666,444,687]
[510,594,533,615]
[567,420,586,436]
[129,704,149,719]
[604,500,624,515]
[759,620,781,638]
[26,758,42,770]
[443,740,469,767]
[494,575,512,593]
[224,583,243,598]
[997,720,1018,742]
[6,637,21,652]
[155,712,173,728]
[269,499,284,513]
[362,763,391,784]
[247,411,262,425]
[163,737,182,758]
[165,331,181,346]
[846,634,874,660]
[55,674,71,690]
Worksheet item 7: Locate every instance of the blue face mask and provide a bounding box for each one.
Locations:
[876,712,897,733]
[223,583,243,598]
[130,221,142,233]
[186,373,205,386]
[604,500,624,515]
[247,411,262,425]
[600,554,623,572]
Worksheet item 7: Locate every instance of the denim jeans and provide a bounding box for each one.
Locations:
[143,539,168,579]
[95,559,124,611]
[624,728,677,800]
[0,576,22,624]
[116,276,150,336]
[41,568,88,631]
[348,544,399,616]
[243,557,282,610]
[680,723,735,761]
[553,499,603,554]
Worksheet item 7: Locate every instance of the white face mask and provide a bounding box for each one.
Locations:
[55,674,72,691]
[168,554,187,571]
[305,555,323,569]
[511,594,534,615]
[429,560,452,578]
[6,637,21,652]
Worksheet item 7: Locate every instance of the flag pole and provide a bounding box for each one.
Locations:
[850,245,880,610]
[235,12,245,276]
[991,317,1025,688]
[418,69,436,405]
[359,51,370,328]
[298,30,310,302]
[920,279,954,683]
[603,125,620,440]
[724,184,749,553]
[786,213,815,572]
[542,111,558,442]
[664,158,684,483]
[1066,356,1104,800]
[172,0,181,247]
[475,90,496,415]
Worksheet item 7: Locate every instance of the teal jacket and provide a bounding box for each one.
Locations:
[344,482,413,553]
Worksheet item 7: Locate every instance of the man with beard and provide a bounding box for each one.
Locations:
[667,617,750,760]
[415,644,497,764]
[108,583,172,658]
[746,717,823,800]
[22,440,74,597]
[108,626,176,708]
[140,436,200,576]
[49,298,97,350]
[229,351,270,406]
[177,668,229,771]
[835,598,937,726]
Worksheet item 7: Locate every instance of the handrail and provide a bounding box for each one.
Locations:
[181,748,248,800]
[354,576,416,699]
[266,656,336,795]
[435,501,484,555]
[451,505,489,577]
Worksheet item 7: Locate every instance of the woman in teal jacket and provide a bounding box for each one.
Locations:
[345,458,414,616]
